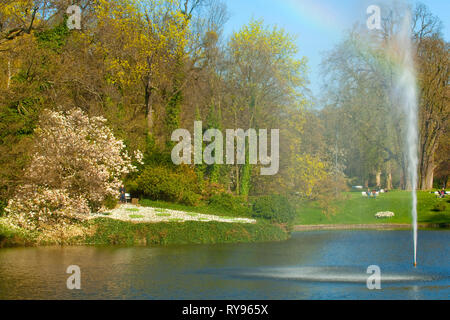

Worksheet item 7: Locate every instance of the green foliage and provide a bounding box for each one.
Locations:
[208,193,251,217]
[141,135,173,167]
[252,195,296,224]
[165,87,183,148]
[0,217,289,247]
[103,195,118,210]
[0,220,38,248]
[85,219,289,246]
[35,18,70,51]
[135,166,201,206]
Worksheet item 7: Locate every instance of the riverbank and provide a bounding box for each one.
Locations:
[293,222,449,231]
[295,191,450,225]
[0,217,289,248]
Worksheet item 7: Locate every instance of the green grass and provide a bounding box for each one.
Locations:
[0,216,288,247]
[186,213,199,217]
[85,218,288,245]
[139,199,248,217]
[156,213,171,217]
[126,208,140,212]
[129,214,144,219]
[295,191,450,226]
[0,221,39,247]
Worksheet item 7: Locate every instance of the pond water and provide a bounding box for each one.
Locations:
[0,230,448,300]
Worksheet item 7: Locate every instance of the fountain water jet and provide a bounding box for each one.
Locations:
[393,12,419,267]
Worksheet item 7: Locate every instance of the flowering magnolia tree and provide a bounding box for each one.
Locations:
[6,108,142,231]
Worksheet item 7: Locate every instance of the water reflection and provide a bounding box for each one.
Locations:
[0,230,448,299]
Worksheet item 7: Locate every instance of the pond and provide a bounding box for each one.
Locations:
[0,230,448,299]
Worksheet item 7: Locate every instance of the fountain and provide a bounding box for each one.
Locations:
[393,11,419,267]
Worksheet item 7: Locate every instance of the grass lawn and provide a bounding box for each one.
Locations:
[295,191,450,225]
[139,199,247,217]
[129,214,144,219]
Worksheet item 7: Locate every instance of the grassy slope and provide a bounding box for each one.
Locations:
[0,222,38,247]
[0,201,289,247]
[138,199,247,217]
[295,191,450,225]
[85,219,288,246]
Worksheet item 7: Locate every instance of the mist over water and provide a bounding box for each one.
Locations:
[392,12,419,266]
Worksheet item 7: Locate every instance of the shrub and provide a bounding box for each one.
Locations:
[103,195,118,210]
[208,193,250,217]
[252,195,296,224]
[135,166,201,206]
[6,108,142,231]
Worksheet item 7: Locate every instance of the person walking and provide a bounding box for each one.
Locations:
[119,185,126,203]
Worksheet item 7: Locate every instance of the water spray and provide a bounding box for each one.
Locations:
[392,10,419,268]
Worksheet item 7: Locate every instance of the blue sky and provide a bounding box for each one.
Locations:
[222,0,450,101]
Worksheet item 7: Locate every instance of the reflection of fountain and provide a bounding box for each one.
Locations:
[394,12,419,268]
[237,267,432,283]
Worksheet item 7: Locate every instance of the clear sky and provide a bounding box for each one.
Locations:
[222,0,450,101]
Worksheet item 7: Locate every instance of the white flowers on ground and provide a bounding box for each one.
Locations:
[92,204,257,224]
[6,108,141,231]
[375,211,395,218]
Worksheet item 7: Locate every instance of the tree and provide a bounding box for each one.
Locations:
[416,38,449,189]
[320,2,449,190]
[224,19,308,196]
[5,108,141,231]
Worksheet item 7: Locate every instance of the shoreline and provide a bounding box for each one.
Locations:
[0,218,289,248]
[292,223,450,231]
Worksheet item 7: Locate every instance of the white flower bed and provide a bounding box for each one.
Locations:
[90,204,256,224]
[375,211,395,218]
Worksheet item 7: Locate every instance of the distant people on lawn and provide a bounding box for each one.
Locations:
[439,188,446,198]
[365,188,378,198]
[119,185,126,203]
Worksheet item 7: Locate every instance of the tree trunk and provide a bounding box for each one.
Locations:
[386,162,393,190]
[235,164,240,195]
[418,136,438,190]
[376,171,381,188]
[145,79,154,135]
[400,167,406,190]
[145,57,154,135]
[419,160,435,190]
[7,59,11,89]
